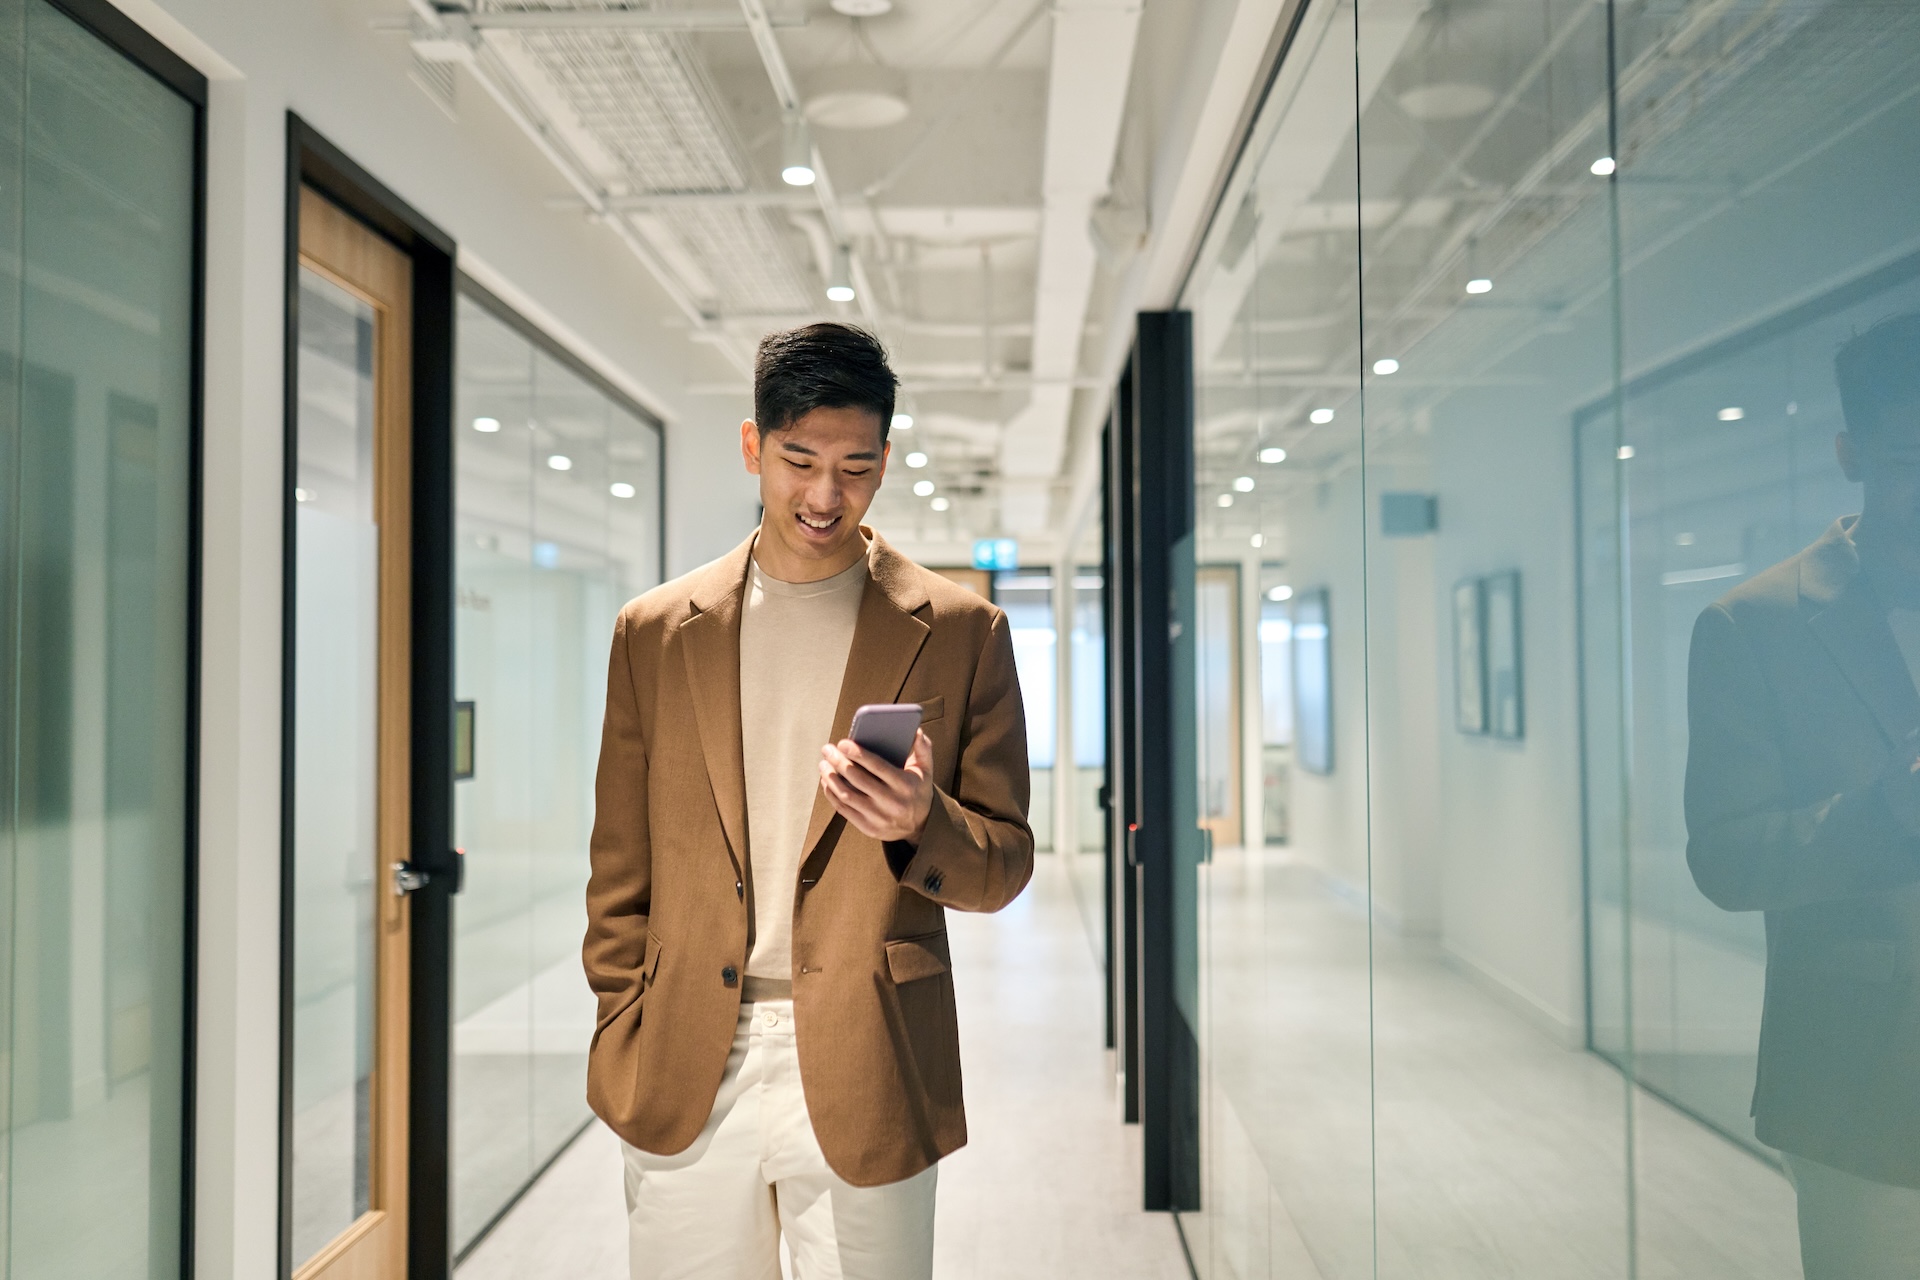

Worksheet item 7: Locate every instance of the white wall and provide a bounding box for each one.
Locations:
[101,1,765,1272]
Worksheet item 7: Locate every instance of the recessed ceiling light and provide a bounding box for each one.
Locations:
[913,480,935,497]
[1465,277,1493,295]
[905,451,928,468]
[830,0,892,14]
[1591,156,1616,176]
[1717,406,1745,421]
[1617,445,1635,460]
[294,487,313,503]
[1233,475,1255,492]
[1309,408,1335,425]
[891,413,913,431]
[930,496,950,512]
[610,481,636,499]
[1676,532,1696,546]
[1217,493,1234,507]
[1250,533,1265,548]
[547,454,572,471]
[1259,446,1286,464]
[473,416,501,433]
[1269,584,1294,602]
[1372,358,1400,376]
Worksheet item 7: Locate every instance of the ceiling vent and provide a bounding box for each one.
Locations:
[804,64,910,130]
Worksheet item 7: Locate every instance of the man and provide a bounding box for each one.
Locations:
[583,322,1034,1280]
[1685,312,1920,1278]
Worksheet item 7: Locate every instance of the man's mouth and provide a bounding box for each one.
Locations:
[797,512,840,532]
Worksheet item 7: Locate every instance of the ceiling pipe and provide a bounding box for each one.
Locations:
[737,0,883,326]
[996,0,1144,528]
[404,0,755,375]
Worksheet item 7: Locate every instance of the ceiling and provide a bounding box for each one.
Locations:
[393,0,1148,554]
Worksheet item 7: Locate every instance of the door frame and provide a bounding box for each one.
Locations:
[280,118,457,1280]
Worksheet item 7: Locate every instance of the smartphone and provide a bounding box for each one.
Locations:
[849,703,923,768]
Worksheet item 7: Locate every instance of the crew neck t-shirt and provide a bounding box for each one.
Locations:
[738,549,868,981]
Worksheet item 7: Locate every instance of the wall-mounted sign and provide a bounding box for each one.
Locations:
[972,537,1019,571]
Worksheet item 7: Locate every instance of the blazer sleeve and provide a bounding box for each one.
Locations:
[1683,601,1920,912]
[583,607,654,1034]
[896,609,1035,913]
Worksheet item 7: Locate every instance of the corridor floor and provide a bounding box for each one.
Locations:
[455,854,1193,1280]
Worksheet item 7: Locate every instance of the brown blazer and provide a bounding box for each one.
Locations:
[1686,517,1920,1187]
[583,531,1034,1186]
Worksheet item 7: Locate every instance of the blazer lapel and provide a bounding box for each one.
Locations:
[798,533,932,861]
[681,536,756,880]
[1803,522,1920,752]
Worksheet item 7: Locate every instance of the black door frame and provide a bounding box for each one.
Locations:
[280,115,459,1280]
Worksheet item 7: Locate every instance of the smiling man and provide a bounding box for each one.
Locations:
[584,322,1034,1280]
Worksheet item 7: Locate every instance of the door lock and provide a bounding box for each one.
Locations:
[392,861,431,896]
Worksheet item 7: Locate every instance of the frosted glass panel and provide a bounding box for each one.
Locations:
[289,270,381,1267]
[1,2,196,1276]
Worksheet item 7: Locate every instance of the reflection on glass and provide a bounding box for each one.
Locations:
[452,293,664,1254]
[290,270,381,1265]
[1176,0,1920,1275]
[1,2,196,1275]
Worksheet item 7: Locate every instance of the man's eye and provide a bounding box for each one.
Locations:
[844,468,871,478]
[788,459,813,470]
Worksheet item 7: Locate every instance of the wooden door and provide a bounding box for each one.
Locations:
[287,186,413,1280]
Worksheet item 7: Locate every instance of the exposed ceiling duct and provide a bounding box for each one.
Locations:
[996,0,1142,534]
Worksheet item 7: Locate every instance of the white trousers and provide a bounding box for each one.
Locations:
[621,999,937,1280]
[1787,1154,1920,1280]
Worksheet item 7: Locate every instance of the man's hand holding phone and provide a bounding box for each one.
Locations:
[820,706,934,845]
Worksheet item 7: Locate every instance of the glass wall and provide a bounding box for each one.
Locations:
[451,288,663,1254]
[1175,0,1920,1275]
[0,4,196,1277]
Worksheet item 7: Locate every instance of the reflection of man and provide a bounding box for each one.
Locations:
[584,323,1033,1279]
[1686,313,1920,1277]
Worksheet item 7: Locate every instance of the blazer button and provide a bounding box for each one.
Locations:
[735,880,744,900]
[721,965,738,987]
[923,868,944,895]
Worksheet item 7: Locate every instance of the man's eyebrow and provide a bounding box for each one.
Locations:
[779,440,882,462]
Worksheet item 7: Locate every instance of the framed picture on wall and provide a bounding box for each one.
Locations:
[1453,578,1486,735]
[1292,587,1333,775]
[1485,571,1524,739]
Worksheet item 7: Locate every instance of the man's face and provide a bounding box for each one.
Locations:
[742,404,889,566]
[1840,401,1920,547]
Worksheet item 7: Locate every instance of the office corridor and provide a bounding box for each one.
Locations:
[455,856,1192,1280]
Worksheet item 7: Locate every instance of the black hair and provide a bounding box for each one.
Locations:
[753,322,898,443]
[1836,312,1920,439]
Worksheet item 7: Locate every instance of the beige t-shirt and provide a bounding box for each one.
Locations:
[739,550,868,980]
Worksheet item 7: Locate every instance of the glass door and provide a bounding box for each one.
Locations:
[287,186,414,1279]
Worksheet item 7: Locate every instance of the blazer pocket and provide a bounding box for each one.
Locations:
[641,930,665,992]
[916,696,946,726]
[885,930,952,984]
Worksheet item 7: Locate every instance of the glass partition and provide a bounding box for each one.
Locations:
[1172,0,1920,1274]
[451,288,663,1254]
[1,3,197,1275]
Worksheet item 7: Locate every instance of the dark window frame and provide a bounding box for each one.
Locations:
[37,3,207,1276]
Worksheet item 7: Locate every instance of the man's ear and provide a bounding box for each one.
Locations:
[1836,430,1863,483]
[741,419,762,475]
